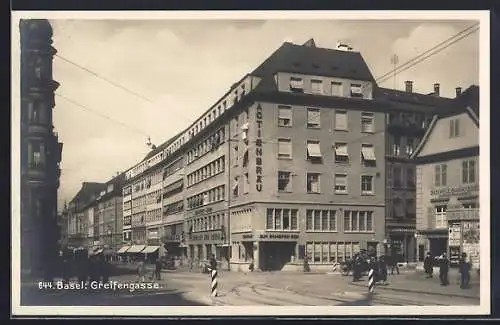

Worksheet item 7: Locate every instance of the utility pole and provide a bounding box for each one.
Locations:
[390,54,399,90]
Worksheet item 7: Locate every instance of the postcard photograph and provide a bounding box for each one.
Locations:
[11,10,490,317]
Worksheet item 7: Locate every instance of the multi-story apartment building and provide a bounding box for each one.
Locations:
[412,86,479,269]
[118,39,391,271]
[66,182,105,248]
[20,19,63,279]
[93,174,125,251]
[374,81,454,262]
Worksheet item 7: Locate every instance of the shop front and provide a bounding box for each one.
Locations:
[230,231,299,272]
[447,208,480,269]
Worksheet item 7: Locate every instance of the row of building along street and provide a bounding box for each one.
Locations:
[59,38,480,274]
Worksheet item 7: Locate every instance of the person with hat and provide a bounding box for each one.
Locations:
[458,252,471,289]
[423,252,433,278]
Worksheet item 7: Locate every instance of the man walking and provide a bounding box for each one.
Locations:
[438,252,450,286]
[458,252,471,289]
[423,252,433,278]
[389,254,400,275]
[209,254,217,271]
[155,257,163,280]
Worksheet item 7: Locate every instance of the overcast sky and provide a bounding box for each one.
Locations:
[48,18,479,209]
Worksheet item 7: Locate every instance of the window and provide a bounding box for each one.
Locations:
[435,206,447,228]
[462,160,476,183]
[361,112,374,133]
[305,209,336,231]
[278,138,292,159]
[335,110,348,130]
[306,173,321,193]
[311,80,323,94]
[406,199,415,218]
[392,136,401,156]
[266,208,299,231]
[290,77,304,92]
[361,144,376,166]
[232,177,239,197]
[344,210,374,232]
[449,118,460,138]
[393,167,402,188]
[406,168,415,188]
[435,164,447,187]
[278,171,292,192]
[306,140,322,161]
[331,81,342,96]
[307,108,321,128]
[334,142,349,162]
[30,142,44,168]
[232,145,239,166]
[406,137,415,155]
[334,174,348,194]
[243,173,249,194]
[350,83,363,98]
[361,175,374,194]
[278,106,292,127]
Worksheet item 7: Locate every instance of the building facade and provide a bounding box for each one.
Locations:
[66,182,105,248]
[119,39,391,271]
[20,19,63,278]
[94,174,125,251]
[412,86,479,269]
[375,81,454,262]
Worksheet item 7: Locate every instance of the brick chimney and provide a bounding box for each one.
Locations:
[433,83,440,97]
[455,87,462,97]
[405,80,413,93]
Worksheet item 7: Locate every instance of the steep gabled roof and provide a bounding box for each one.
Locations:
[410,85,479,159]
[69,182,106,206]
[251,40,375,93]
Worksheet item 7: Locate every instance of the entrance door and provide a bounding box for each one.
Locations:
[418,245,425,262]
[261,242,296,271]
[429,238,447,257]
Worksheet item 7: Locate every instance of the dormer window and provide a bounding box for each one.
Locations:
[350,84,363,98]
[290,77,304,93]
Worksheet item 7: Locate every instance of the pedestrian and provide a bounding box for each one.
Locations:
[249,258,255,272]
[303,255,311,273]
[438,252,450,286]
[458,252,471,289]
[209,254,217,271]
[352,254,361,282]
[155,257,162,280]
[137,259,146,282]
[378,255,388,285]
[188,257,193,272]
[423,252,433,278]
[390,254,400,275]
[370,256,379,283]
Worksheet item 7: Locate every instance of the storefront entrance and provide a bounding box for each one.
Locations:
[260,242,296,271]
[429,237,447,257]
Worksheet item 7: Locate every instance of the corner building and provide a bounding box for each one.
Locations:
[227,40,387,271]
[412,86,480,269]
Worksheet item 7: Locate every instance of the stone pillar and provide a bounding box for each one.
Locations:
[202,244,207,260]
[253,241,260,270]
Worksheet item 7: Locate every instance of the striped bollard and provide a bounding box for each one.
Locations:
[368,268,375,294]
[210,269,218,297]
[332,263,338,273]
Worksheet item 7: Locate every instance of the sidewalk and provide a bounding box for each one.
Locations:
[350,272,480,300]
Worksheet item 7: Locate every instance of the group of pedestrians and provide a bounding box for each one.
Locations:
[423,251,472,289]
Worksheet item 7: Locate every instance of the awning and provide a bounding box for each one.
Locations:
[334,144,348,156]
[127,245,146,253]
[307,143,322,158]
[361,146,376,161]
[142,246,160,254]
[117,246,130,254]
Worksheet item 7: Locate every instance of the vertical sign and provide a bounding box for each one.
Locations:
[255,104,263,192]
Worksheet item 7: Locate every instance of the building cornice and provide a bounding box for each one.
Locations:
[413,146,479,164]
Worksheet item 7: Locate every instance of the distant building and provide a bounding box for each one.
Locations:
[375,81,454,262]
[412,86,479,268]
[94,174,125,252]
[20,19,63,278]
[66,182,106,248]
